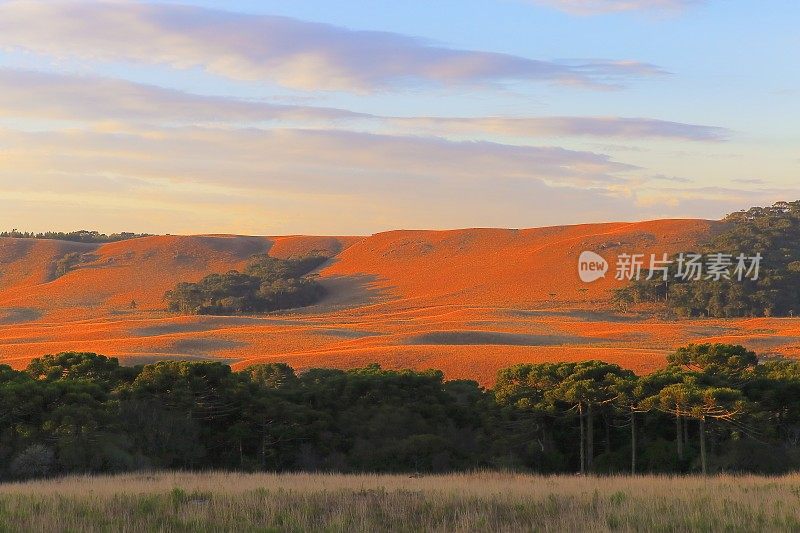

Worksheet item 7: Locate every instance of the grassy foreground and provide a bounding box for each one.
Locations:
[1,472,799,532]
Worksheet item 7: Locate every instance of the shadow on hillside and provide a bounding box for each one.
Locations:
[0,307,42,325]
[153,338,245,354]
[406,331,607,346]
[118,338,244,366]
[308,273,392,312]
[133,316,299,336]
[509,309,648,323]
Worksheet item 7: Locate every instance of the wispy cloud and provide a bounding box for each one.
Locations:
[0,124,641,233]
[387,116,728,141]
[634,185,797,212]
[0,69,724,141]
[0,122,771,235]
[529,0,705,15]
[0,69,365,124]
[0,1,663,92]
[0,126,635,191]
[0,120,780,234]
[649,174,693,183]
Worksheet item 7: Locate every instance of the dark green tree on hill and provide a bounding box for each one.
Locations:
[616,201,800,317]
[165,254,327,315]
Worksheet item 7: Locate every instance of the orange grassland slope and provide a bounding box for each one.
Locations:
[1,219,798,386]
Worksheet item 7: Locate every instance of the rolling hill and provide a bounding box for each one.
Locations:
[1,218,797,385]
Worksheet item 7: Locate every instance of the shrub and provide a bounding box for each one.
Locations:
[164,254,327,315]
[10,444,55,479]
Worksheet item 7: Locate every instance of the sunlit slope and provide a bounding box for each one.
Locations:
[6,218,795,386]
[0,235,357,317]
[321,219,720,306]
[0,238,95,291]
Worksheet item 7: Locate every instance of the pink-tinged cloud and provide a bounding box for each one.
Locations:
[389,116,729,141]
[0,125,649,234]
[0,1,663,91]
[0,69,366,123]
[0,124,784,235]
[0,69,724,141]
[0,126,636,192]
[530,0,704,14]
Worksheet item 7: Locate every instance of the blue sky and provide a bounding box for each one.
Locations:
[0,0,797,235]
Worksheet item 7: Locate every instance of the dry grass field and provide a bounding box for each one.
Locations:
[1,471,799,531]
[2,218,799,385]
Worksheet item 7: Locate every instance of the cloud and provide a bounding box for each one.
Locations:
[649,174,693,183]
[529,0,704,15]
[0,68,365,124]
[0,1,663,91]
[0,126,634,192]
[633,185,798,213]
[388,116,729,141]
[0,122,776,234]
[0,69,724,141]
[0,124,643,234]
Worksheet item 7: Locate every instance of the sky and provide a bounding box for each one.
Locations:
[0,0,797,236]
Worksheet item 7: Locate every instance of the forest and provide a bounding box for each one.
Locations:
[2,344,799,480]
[164,254,327,314]
[615,201,800,317]
[0,229,150,243]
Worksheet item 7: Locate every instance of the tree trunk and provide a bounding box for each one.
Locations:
[578,402,585,474]
[543,425,552,454]
[699,417,707,475]
[683,415,689,448]
[630,411,636,475]
[587,403,594,472]
[605,411,612,455]
[261,423,268,470]
[676,412,684,459]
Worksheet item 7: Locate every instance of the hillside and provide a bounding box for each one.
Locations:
[323,219,719,306]
[1,218,798,384]
[0,234,357,317]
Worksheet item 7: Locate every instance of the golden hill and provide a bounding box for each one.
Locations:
[1,218,797,385]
